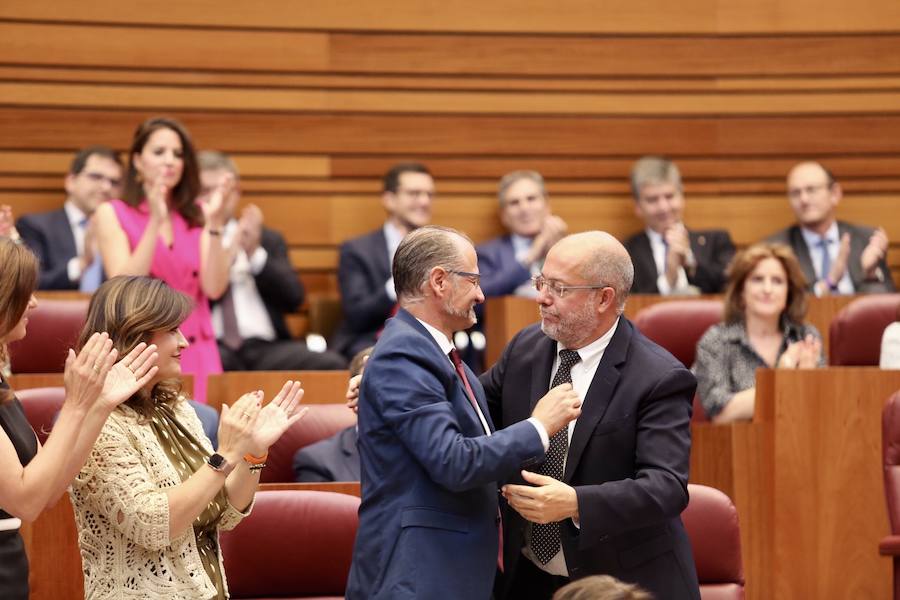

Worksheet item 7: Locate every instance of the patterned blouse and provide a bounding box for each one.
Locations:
[692,319,823,419]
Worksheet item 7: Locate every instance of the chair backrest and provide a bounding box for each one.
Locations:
[220,490,359,599]
[633,300,723,369]
[15,386,65,444]
[8,298,89,373]
[261,404,357,483]
[830,293,900,366]
[682,483,745,599]
[883,391,900,535]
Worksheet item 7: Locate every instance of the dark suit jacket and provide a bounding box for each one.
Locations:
[476,235,533,297]
[625,229,735,294]
[292,426,360,482]
[480,319,700,600]
[17,208,80,290]
[346,309,546,600]
[767,221,896,293]
[332,228,395,357]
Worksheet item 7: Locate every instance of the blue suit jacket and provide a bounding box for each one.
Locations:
[331,228,395,358]
[476,235,533,297]
[346,309,546,600]
[17,208,81,290]
[292,425,360,483]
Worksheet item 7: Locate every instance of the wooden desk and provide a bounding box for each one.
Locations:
[690,368,900,600]
[485,294,856,367]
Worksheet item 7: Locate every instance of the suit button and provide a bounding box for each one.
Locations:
[192,270,198,277]
[188,336,196,343]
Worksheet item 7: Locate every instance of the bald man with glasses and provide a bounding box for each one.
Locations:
[480,231,700,600]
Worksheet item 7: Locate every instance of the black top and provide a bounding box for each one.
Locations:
[0,382,38,519]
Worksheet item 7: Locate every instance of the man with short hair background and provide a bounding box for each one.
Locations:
[17,146,122,291]
[624,156,734,295]
[768,161,894,295]
[331,162,436,359]
[477,170,568,297]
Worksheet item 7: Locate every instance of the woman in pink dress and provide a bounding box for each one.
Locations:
[95,117,234,403]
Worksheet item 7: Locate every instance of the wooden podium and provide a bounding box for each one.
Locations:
[690,368,900,599]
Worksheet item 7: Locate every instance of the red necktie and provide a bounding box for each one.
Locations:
[449,348,504,572]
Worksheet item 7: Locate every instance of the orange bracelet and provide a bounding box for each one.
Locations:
[243,452,268,466]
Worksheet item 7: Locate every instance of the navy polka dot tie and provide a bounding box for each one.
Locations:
[530,348,581,564]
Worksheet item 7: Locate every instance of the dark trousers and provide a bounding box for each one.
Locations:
[504,554,570,600]
[218,338,347,371]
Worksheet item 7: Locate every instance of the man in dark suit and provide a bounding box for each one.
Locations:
[623,156,734,295]
[480,231,700,600]
[768,161,894,295]
[331,162,435,359]
[198,151,346,370]
[17,146,122,291]
[477,170,568,297]
[292,346,371,482]
[346,226,582,600]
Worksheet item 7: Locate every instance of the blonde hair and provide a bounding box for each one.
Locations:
[552,575,653,600]
[0,238,38,403]
[76,276,192,418]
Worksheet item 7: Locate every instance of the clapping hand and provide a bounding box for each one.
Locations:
[202,172,235,229]
[63,332,117,412]
[861,227,889,276]
[97,342,159,410]
[246,381,307,455]
[146,175,169,223]
[0,205,19,240]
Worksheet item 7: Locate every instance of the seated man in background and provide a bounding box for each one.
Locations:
[624,156,734,295]
[292,346,372,482]
[477,170,568,297]
[17,146,122,291]
[331,162,435,359]
[768,161,895,296]
[198,151,346,371]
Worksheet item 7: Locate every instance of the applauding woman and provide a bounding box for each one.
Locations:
[70,276,306,600]
[0,238,157,599]
[94,117,235,403]
[693,243,823,423]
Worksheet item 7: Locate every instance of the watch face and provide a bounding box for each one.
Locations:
[208,453,226,470]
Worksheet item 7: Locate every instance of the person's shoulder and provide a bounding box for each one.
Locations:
[476,234,510,252]
[837,220,876,238]
[622,230,647,248]
[766,224,796,244]
[17,207,62,227]
[341,227,384,251]
[689,228,732,243]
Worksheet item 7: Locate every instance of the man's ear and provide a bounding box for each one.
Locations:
[64,173,76,196]
[428,266,449,297]
[382,191,395,214]
[597,287,616,313]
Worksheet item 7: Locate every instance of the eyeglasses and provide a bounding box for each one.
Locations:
[787,183,831,200]
[532,275,608,298]
[448,270,481,288]
[83,172,122,187]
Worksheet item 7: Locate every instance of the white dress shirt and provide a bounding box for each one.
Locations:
[211,220,277,342]
[646,228,690,295]
[63,200,89,282]
[511,234,540,298]
[383,221,405,302]
[523,318,620,576]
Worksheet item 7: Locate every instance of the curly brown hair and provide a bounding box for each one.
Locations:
[723,242,809,325]
[76,276,193,419]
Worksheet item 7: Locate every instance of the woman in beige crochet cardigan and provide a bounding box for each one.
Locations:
[70,276,307,599]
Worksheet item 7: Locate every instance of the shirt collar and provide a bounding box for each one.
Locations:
[510,233,533,254]
[415,317,455,357]
[800,221,840,247]
[556,317,619,367]
[383,221,406,262]
[63,200,89,227]
[645,227,665,246]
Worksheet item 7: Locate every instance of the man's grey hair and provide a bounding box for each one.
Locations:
[572,232,635,315]
[392,226,471,302]
[629,156,682,201]
[497,170,547,206]
[198,150,239,178]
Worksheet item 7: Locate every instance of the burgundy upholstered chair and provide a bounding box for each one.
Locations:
[16,386,65,444]
[880,391,900,599]
[8,298,89,373]
[261,404,357,483]
[634,300,723,422]
[830,294,900,366]
[220,490,360,599]
[682,484,745,600]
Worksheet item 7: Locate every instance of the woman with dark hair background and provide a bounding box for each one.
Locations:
[0,238,157,599]
[693,242,823,423]
[94,117,234,403]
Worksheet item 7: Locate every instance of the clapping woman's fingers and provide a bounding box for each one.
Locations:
[271,380,294,406]
[285,407,310,428]
[125,343,158,378]
[284,382,304,416]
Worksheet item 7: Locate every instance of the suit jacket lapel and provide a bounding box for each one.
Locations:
[563,320,631,483]
[840,221,865,286]
[53,209,78,263]
[788,225,817,285]
[529,335,557,411]
[632,233,660,293]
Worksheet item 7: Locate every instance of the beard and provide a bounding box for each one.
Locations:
[443,289,477,329]
[540,295,596,347]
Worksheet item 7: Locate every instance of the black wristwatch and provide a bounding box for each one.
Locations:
[206,453,235,477]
